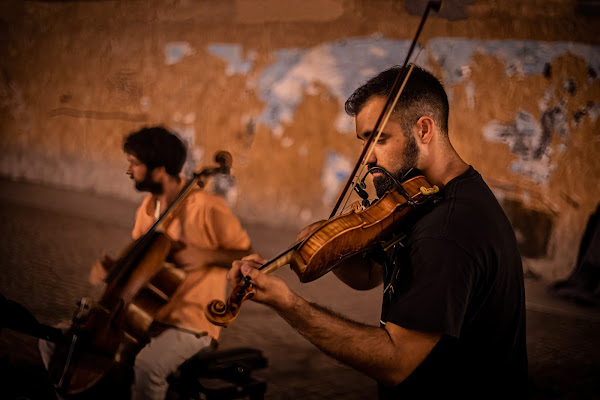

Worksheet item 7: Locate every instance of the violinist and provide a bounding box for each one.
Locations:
[227,65,529,398]
[42,126,251,399]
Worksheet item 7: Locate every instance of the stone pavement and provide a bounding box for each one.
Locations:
[0,178,599,399]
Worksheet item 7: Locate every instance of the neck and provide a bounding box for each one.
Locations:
[156,176,184,206]
[421,143,469,188]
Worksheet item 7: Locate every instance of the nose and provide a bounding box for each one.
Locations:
[364,145,377,166]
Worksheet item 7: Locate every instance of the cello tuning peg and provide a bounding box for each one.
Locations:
[214,151,233,169]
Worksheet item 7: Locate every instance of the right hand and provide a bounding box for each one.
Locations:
[89,253,115,286]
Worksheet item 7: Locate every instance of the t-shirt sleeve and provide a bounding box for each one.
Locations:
[384,237,477,338]
[205,198,251,250]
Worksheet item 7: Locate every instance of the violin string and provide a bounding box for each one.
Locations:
[336,48,423,217]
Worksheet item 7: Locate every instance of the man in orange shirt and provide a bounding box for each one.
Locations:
[89,126,251,399]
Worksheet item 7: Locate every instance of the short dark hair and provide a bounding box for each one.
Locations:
[345,64,449,137]
[123,126,187,177]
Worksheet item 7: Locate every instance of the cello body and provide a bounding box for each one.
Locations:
[48,151,232,395]
[48,232,186,395]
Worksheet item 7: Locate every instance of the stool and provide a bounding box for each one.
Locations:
[168,347,267,400]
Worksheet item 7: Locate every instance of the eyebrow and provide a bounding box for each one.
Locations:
[357,130,390,141]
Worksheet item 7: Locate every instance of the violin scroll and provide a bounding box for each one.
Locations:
[205,277,256,327]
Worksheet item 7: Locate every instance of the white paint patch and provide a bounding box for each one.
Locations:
[140,96,151,111]
[272,126,284,138]
[465,82,475,109]
[334,113,355,133]
[280,136,294,148]
[165,42,195,65]
[538,86,554,112]
[299,208,313,223]
[369,46,388,58]
[183,112,196,124]
[270,45,343,119]
[298,144,308,157]
[171,121,199,178]
[321,151,352,206]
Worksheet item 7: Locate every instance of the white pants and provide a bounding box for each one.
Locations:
[131,329,214,400]
[39,327,214,400]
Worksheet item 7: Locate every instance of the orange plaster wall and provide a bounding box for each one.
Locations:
[1,0,599,280]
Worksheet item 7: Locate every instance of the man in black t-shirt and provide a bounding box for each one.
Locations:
[226,65,529,398]
[376,165,528,398]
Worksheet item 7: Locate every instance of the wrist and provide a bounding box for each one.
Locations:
[275,288,303,315]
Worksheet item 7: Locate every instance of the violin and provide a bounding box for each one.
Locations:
[205,174,439,326]
[47,151,233,396]
[205,0,443,328]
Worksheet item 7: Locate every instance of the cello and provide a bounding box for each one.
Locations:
[47,151,233,396]
[205,1,443,327]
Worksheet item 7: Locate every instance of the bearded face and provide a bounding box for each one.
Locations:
[133,168,163,194]
[371,132,420,198]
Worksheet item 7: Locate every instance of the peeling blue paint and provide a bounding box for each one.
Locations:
[429,39,600,86]
[208,38,599,137]
[207,38,599,185]
[484,111,556,183]
[207,44,256,76]
[254,37,424,133]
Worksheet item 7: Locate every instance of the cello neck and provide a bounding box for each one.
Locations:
[104,176,201,284]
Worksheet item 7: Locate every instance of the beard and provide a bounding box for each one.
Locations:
[372,134,420,198]
[133,171,163,194]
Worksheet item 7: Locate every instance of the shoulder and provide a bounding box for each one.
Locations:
[411,167,515,256]
[418,167,505,232]
[185,189,231,212]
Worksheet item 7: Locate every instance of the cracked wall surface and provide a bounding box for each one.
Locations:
[1,0,599,280]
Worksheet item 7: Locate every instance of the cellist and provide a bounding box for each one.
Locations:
[226,65,529,399]
[41,126,252,399]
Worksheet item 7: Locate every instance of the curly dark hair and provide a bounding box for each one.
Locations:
[345,64,449,137]
[123,126,187,177]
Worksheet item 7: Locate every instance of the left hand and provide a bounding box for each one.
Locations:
[228,254,297,311]
[171,243,210,269]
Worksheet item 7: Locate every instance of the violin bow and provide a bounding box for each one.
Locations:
[329,0,443,219]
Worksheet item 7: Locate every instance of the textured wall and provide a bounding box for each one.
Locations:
[1,0,599,280]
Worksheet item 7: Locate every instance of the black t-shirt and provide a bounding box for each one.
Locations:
[377,166,528,399]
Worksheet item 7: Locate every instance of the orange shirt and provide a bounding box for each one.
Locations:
[132,187,250,340]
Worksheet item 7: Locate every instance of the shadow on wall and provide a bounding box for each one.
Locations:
[501,198,554,259]
[551,203,600,307]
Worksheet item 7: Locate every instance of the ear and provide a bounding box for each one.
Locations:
[150,166,167,180]
[416,116,435,144]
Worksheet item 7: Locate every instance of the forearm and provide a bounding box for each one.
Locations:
[231,255,439,385]
[197,249,251,268]
[276,293,406,385]
[196,247,253,269]
[174,245,253,270]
